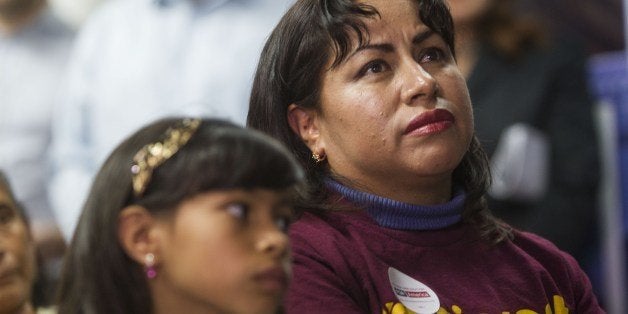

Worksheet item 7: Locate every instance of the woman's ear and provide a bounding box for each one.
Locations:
[118,205,159,265]
[287,104,324,153]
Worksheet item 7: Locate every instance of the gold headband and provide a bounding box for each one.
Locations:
[131,118,201,197]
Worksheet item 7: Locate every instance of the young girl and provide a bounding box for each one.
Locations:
[56,118,304,314]
[247,0,603,313]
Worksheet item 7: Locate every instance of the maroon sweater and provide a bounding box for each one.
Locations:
[286,209,603,313]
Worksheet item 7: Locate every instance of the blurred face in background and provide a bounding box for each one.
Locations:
[447,0,492,26]
[0,0,42,18]
[0,183,36,314]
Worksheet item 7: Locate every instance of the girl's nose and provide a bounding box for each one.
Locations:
[256,226,289,259]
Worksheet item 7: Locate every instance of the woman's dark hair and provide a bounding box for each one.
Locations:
[247,0,510,242]
[56,118,304,314]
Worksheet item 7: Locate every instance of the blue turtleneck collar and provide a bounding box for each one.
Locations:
[325,179,465,230]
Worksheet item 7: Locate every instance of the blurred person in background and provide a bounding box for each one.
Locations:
[447,0,600,269]
[48,0,103,29]
[0,0,73,285]
[49,0,293,240]
[519,0,624,55]
[0,171,56,314]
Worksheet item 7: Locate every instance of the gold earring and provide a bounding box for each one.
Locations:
[312,152,325,163]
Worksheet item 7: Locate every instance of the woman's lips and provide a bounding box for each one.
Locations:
[404,108,455,136]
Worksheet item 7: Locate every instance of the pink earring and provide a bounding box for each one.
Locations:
[145,253,157,279]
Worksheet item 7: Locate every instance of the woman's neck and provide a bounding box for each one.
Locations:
[326,179,466,230]
[332,174,453,206]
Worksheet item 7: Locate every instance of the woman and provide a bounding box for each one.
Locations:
[247,0,603,312]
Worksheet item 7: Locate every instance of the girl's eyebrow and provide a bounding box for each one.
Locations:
[348,29,435,60]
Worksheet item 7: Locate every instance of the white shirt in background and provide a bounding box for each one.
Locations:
[0,8,74,224]
[49,0,293,240]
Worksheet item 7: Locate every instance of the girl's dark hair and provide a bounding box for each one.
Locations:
[56,118,304,314]
[247,0,510,242]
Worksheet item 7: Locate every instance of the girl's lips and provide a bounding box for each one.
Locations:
[254,267,289,292]
[404,108,455,135]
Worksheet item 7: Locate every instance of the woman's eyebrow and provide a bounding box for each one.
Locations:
[412,29,434,45]
[349,42,394,60]
[348,29,435,60]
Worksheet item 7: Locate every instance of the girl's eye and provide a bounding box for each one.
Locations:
[273,214,292,233]
[226,202,249,221]
[358,59,389,77]
[419,47,446,63]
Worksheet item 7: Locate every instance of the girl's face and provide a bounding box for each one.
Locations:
[315,0,473,203]
[152,189,292,314]
[0,185,36,313]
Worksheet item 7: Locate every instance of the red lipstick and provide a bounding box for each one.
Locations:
[404,108,455,136]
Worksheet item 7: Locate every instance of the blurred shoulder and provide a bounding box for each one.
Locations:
[36,306,57,314]
[510,229,584,272]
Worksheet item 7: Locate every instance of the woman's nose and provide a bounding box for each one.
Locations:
[400,61,438,106]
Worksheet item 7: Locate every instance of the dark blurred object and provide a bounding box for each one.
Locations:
[588,50,628,314]
[517,0,624,55]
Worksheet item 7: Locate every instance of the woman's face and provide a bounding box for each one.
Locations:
[315,0,473,203]
[152,189,292,314]
[0,185,35,313]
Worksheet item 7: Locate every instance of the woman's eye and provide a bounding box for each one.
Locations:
[226,203,249,221]
[419,47,446,63]
[358,59,389,77]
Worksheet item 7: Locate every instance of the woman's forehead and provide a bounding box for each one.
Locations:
[352,0,424,39]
